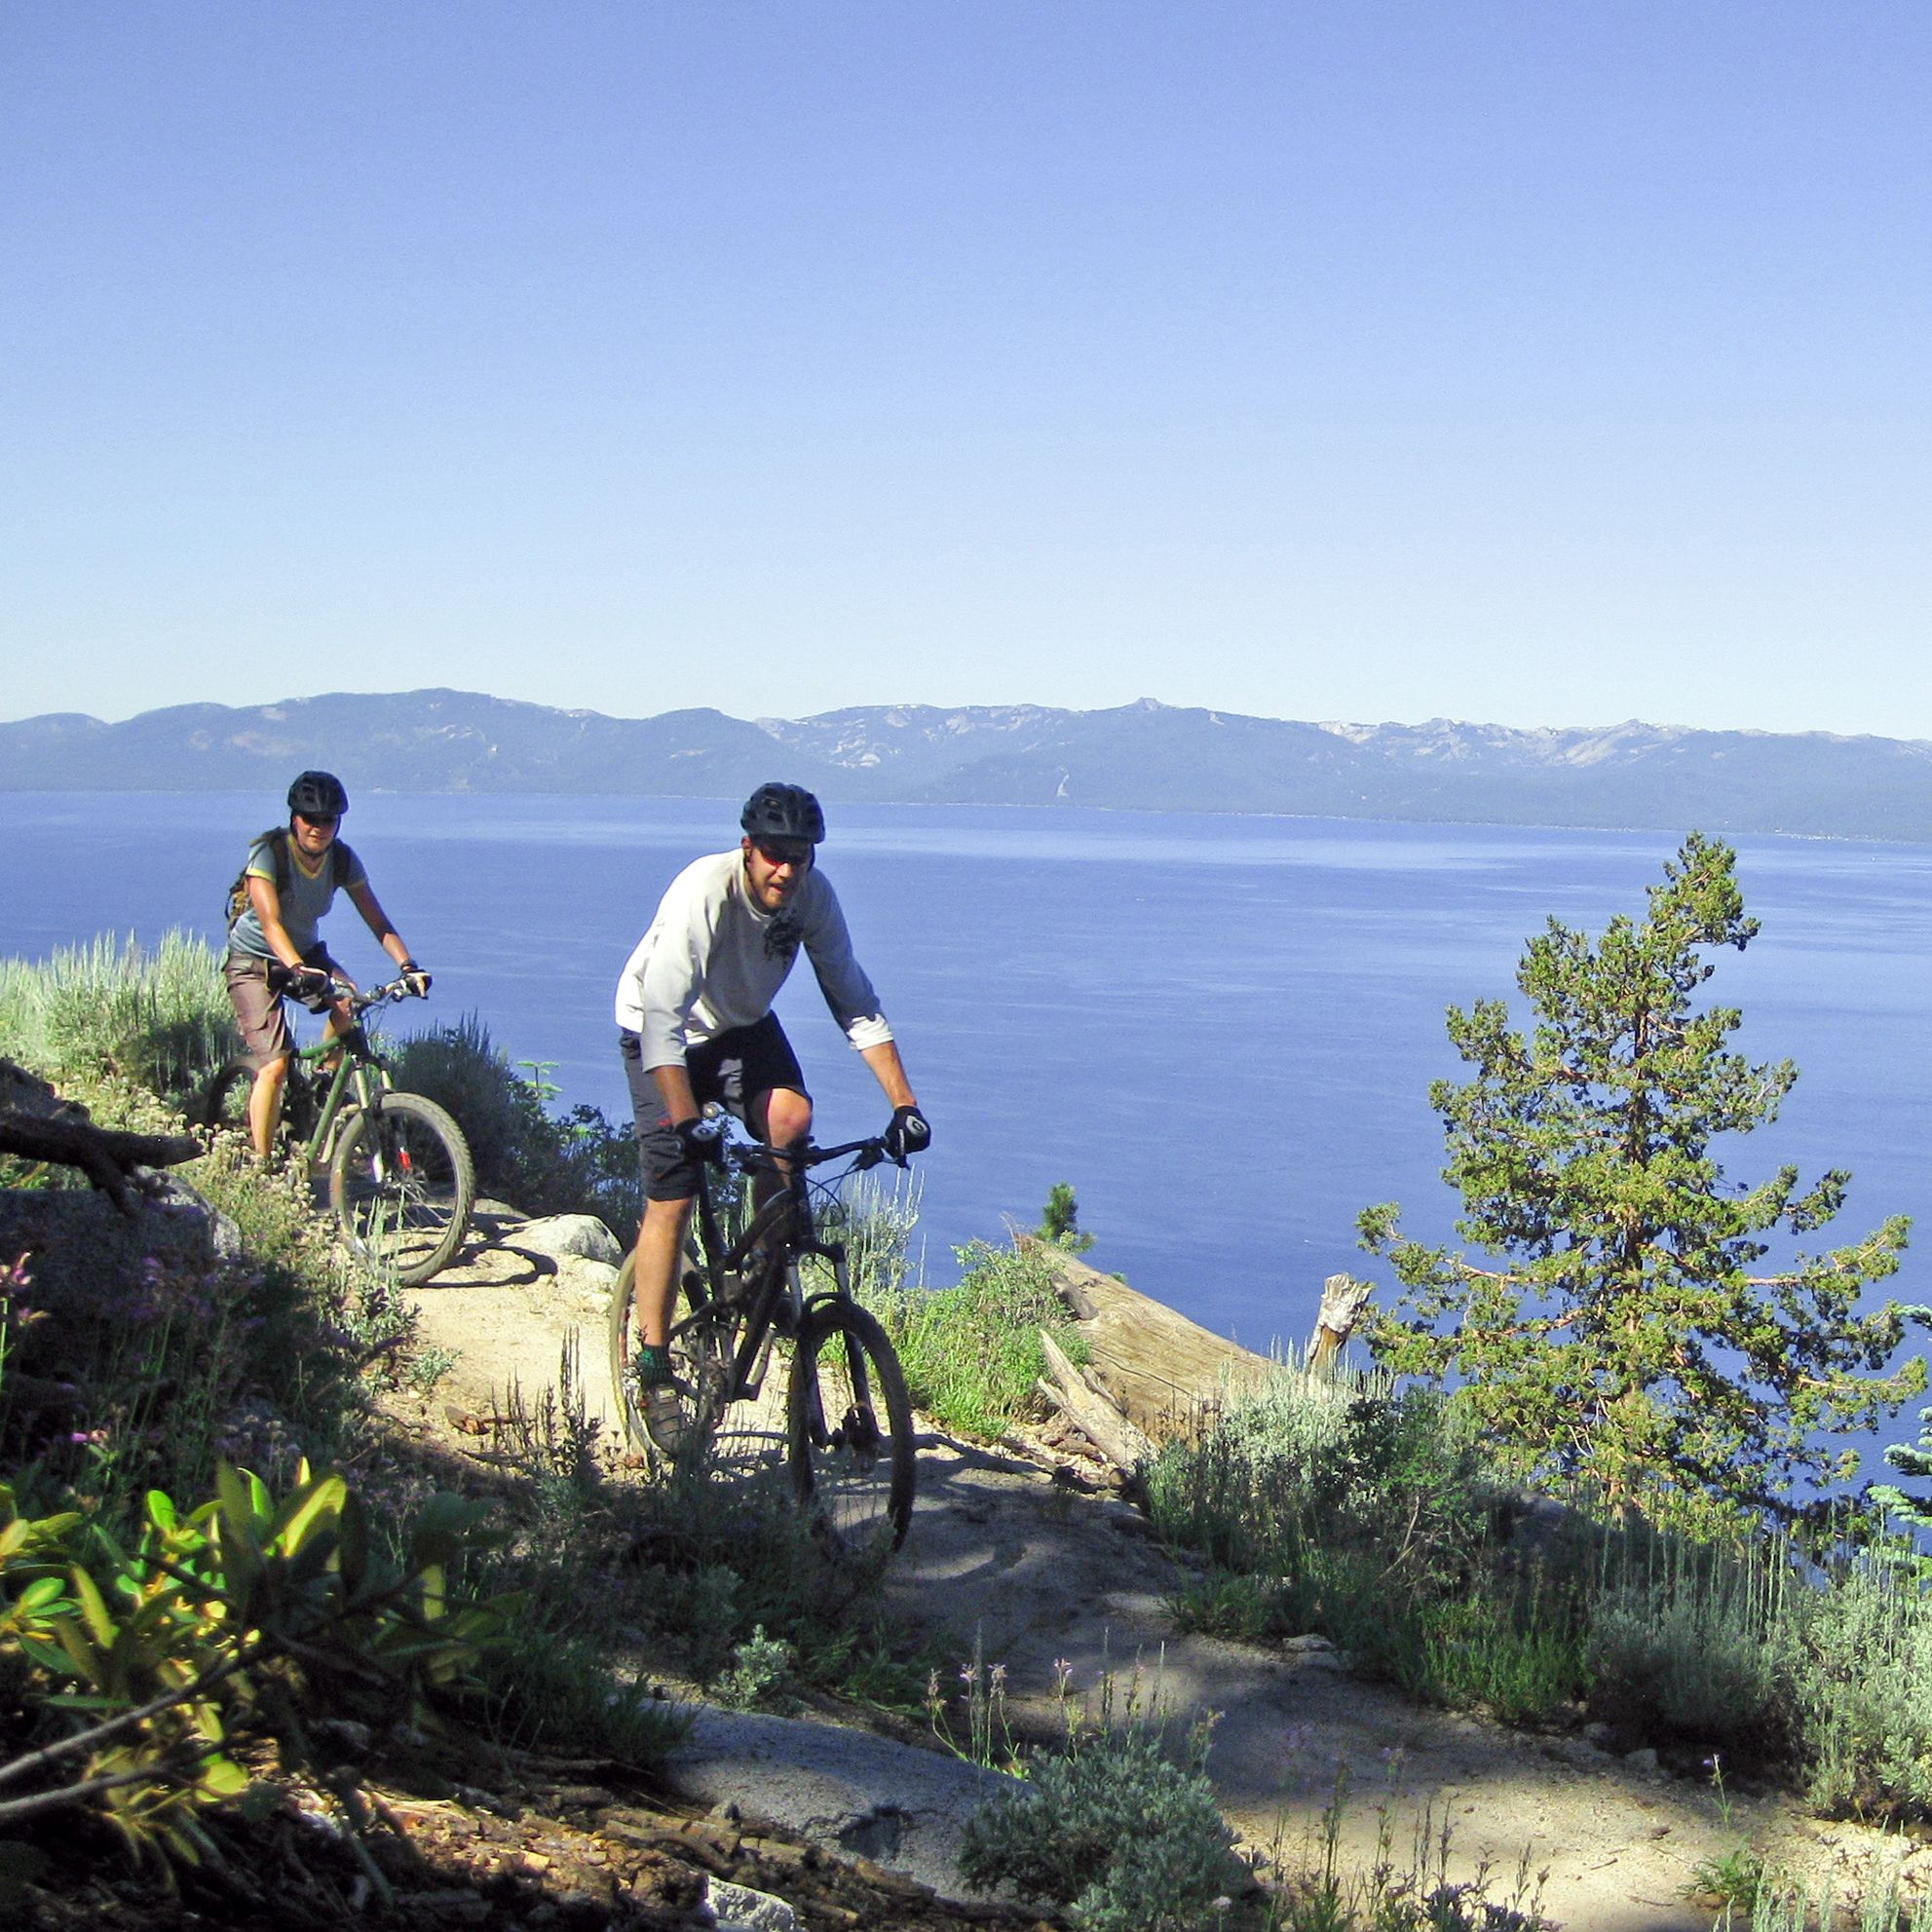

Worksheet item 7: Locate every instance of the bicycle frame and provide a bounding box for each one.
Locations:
[285,1021,392,1167]
[686,1146,856,1405]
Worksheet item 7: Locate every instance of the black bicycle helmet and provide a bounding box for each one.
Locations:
[739,782,825,845]
[287,770,349,818]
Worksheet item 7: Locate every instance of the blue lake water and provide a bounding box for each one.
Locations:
[6,790,1932,1473]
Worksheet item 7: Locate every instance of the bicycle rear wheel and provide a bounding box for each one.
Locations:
[607,1250,793,1484]
[328,1089,474,1285]
[200,1055,320,1155]
[199,1057,258,1134]
[787,1301,916,1557]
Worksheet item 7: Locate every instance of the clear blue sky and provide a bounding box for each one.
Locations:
[4,3,1927,737]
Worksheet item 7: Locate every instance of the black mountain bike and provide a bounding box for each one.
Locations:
[200,974,475,1286]
[607,1120,918,1558]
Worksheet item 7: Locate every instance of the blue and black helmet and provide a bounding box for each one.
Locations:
[740,782,825,845]
[287,771,349,818]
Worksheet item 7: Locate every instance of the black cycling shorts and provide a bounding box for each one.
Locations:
[620,1017,810,1201]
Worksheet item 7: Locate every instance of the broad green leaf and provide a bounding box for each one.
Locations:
[69,1568,116,1647]
[271,1472,347,1556]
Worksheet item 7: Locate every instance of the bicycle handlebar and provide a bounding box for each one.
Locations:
[266,966,428,1011]
[688,1114,910,1174]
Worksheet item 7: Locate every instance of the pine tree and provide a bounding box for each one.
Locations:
[1359,831,1926,1537]
[1037,1182,1095,1254]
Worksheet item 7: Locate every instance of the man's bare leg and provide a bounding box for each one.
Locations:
[748,1087,813,1221]
[630,1193,695,1348]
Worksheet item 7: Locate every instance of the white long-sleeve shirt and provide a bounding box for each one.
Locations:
[614,850,894,1071]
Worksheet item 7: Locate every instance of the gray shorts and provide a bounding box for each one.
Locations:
[223,945,343,1071]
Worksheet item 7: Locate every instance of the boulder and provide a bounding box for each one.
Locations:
[663,1708,1014,1905]
[514,1214,624,1267]
[0,1172,246,1311]
[706,1877,800,1931]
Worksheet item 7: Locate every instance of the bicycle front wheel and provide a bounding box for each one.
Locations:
[787,1302,916,1557]
[608,1249,727,1462]
[328,1090,474,1285]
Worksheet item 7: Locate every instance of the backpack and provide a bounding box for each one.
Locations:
[224,827,359,930]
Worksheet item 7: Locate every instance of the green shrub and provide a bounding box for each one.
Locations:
[1584,1540,1800,1763]
[1795,1552,1932,1816]
[1147,1377,1586,1726]
[716,1624,795,1710]
[0,1466,512,1864]
[0,1124,390,1517]
[872,1240,1087,1439]
[960,1727,1241,1932]
[1144,1377,1501,1590]
[0,930,235,1103]
[385,1015,640,1235]
[1036,1182,1095,1254]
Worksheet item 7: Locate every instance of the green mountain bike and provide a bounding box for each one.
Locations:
[608,1119,918,1558]
[199,974,475,1286]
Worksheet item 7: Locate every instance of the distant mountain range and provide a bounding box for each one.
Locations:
[6,689,1932,842]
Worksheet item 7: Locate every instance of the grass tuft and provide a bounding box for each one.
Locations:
[871,1238,1087,1439]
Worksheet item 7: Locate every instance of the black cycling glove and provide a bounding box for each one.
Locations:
[400,960,433,998]
[289,966,334,1011]
[674,1117,726,1169]
[883,1105,931,1163]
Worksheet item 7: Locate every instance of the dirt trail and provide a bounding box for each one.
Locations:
[399,1216,1890,1932]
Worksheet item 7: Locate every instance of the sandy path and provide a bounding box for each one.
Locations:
[398,1217,1868,1932]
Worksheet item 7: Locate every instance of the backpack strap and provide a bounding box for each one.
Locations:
[227,827,292,929]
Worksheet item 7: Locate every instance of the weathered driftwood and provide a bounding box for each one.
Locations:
[1021,1234,1279,1439]
[0,1114,203,1218]
[0,1057,201,1218]
[1036,1329,1156,1471]
[1309,1272,1376,1367]
[1022,1237,1376,1445]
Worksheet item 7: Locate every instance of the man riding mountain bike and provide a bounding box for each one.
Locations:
[222,770,432,1159]
[614,781,930,1452]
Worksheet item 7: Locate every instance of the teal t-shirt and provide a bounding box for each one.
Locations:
[229,834,366,960]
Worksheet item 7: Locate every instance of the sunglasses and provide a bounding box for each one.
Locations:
[752,839,814,869]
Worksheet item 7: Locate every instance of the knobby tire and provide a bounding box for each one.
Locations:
[328,1089,474,1286]
[787,1301,916,1557]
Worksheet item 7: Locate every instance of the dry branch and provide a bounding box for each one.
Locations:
[0,1057,200,1216]
[1037,1330,1156,1472]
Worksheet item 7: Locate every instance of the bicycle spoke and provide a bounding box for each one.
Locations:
[329,1092,474,1284]
[788,1303,915,1557]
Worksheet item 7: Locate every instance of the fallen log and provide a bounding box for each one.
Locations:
[0,1057,202,1218]
[1021,1235,1279,1439]
[1022,1237,1376,1443]
[0,1114,203,1217]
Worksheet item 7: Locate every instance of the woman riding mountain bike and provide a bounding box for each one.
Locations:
[200,968,475,1286]
[220,769,434,1162]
